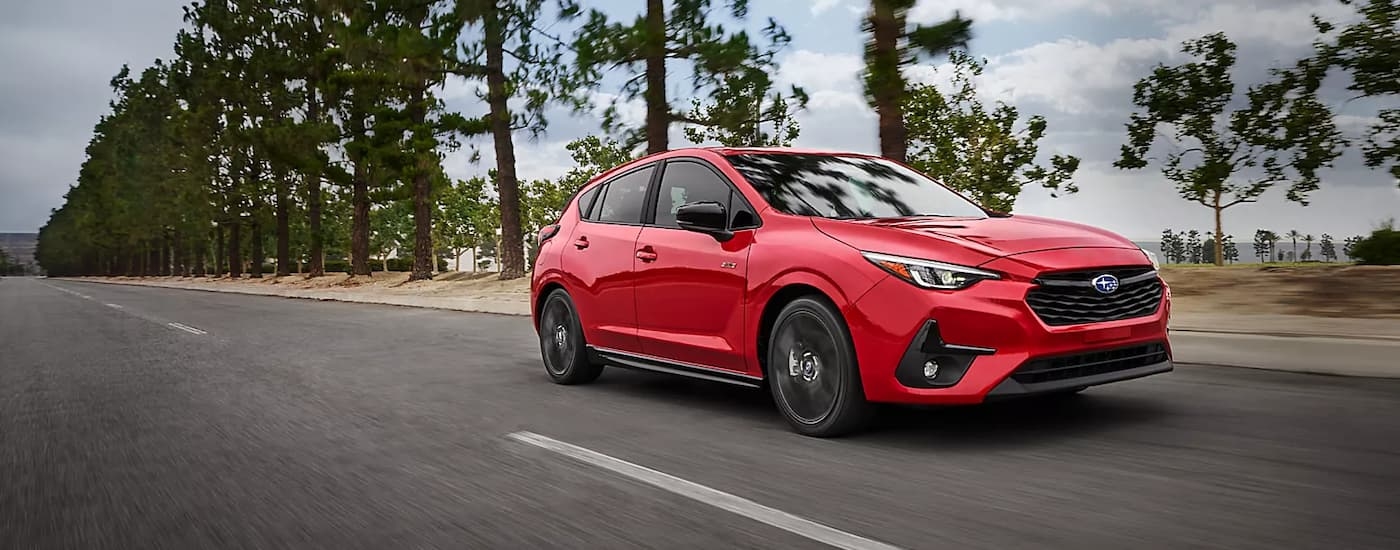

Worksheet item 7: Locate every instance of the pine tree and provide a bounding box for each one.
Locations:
[573,0,802,154]
[863,0,971,162]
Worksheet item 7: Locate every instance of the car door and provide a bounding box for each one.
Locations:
[633,159,760,374]
[560,163,656,354]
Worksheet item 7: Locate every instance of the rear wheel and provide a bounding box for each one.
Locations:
[538,289,602,385]
[767,297,872,437]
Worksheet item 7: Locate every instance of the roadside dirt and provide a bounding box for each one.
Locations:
[93,264,1400,320]
[1160,265,1400,318]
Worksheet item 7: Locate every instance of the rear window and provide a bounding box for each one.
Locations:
[725,153,986,219]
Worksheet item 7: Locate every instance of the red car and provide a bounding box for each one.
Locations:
[531,148,1172,437]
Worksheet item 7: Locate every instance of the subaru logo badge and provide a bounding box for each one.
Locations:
[1091,274,1120,294]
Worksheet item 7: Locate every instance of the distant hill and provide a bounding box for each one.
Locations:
[0,233,40,274]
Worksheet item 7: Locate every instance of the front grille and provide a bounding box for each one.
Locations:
[1012,343,1168,384]
[1026,267,1163,326]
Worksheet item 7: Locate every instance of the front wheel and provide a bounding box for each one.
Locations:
[538,289,602,385]
[767,297,872,437]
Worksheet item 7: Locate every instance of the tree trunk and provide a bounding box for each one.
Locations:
[306,89,325,278]
[214,226,225,276]
[870,0,906,162]
[486,9,526,280]
[408,86,434,282]
[350,128,371,276]
[250,220,264,279]
[644,0,668,155]
[227,221,243,279]
[1212,191,1224,267]
[275,171,291,276]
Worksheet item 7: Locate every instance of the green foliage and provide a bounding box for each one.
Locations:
[1116,33,1345,266]
[904,52,1079,212]
[862,0,972,161]
[1320,233,1337,262]
[1351,220,1400,265]
[573,0,803,153]
[1253,229,1280,262]
[1303,0,1400,181]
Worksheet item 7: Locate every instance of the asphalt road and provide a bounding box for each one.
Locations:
[3,277,1400,550]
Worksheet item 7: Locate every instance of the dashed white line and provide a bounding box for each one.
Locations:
[167,322,207,335]
[506,431,902,550]
[104,303,123,309]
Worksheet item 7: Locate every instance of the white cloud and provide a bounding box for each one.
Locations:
[810,0,845,16]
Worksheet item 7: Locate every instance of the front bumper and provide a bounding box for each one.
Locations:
[846,272,1172,405]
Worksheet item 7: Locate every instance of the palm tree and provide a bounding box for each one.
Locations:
[1287,230,1301,263]
[863,0,972,162]
[1303,234,1316,261]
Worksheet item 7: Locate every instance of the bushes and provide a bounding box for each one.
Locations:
[1351,221,1400,266]
[318,257,449,273]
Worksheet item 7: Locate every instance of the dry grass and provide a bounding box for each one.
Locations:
[1161,264,1400,318]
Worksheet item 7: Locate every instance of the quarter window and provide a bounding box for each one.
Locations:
[576,185,601,219]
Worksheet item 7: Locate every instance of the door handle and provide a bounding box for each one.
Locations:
[573,237,589,250]
[636,248,657,262]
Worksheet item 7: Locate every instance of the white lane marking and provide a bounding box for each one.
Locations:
[506,431,902,550]
[167,322,207,335]
[104,303,123,309]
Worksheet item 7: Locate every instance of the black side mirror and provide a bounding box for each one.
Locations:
[675,201,732,242]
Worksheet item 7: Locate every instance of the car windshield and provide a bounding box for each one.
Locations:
[725,153,988,219]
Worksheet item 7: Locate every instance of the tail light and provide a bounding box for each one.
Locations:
[537,224,561,245]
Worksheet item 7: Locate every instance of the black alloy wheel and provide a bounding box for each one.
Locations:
[539,289,602,385]
[767,297,872,437]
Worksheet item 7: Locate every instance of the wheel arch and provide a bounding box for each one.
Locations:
[752,274,853,377]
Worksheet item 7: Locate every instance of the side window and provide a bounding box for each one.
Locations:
[576,185,601,220]
[652,161,736,229]
[594,166,654,224]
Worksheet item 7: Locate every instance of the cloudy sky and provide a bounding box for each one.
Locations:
[2,0,1396,240]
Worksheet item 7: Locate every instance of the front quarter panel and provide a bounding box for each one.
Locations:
[743,216,884,377]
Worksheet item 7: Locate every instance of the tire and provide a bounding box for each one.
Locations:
[766,297,872,437]
[538,289,602,385]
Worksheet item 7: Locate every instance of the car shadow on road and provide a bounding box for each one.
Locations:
[588,369,1172,449]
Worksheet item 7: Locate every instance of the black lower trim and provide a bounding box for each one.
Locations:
[589,346,762,388]
[987,359,1172,399]
[896,320,995,389]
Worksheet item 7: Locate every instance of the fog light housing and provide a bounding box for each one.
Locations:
[922,360,939,380]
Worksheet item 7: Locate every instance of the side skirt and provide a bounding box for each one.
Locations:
[588,346,763,389]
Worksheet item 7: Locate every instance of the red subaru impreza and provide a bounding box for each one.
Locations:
[531,148,1172,437]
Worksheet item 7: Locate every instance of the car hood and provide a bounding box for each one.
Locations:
[812,214,1139,266]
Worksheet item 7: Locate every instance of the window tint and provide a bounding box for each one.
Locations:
[594,165,654,224]
[576,185,601,219]
[729,194,758,229]
[653,161,735,228]
[726,154,987,219]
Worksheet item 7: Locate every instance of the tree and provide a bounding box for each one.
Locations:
[904,51,1079,212]
[451,1,579,280]
[1299,0,1400,181]
[1170,231,1188,264]
[436,176,496,272]
[1287,229,1302,262]
[1343,235,1364,259]
[1223,234,1239,264]
[558,135,639,191]
[1350,219,1400,265]
[1116,33,1345,266]
[1161,229,1178,264]
[1319,233,1337,262]
[1303,234,1316,261]
[1253,229,1276,262]
[683,74,805,146]
[1201,234,1216,264]
[370,199,414,273]
[573,0,804,154]
[863,0,972,162]
[1185,230,1202,264]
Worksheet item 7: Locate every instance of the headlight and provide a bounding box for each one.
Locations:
[862,252,1000,290]
[1141,248,1161,270]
